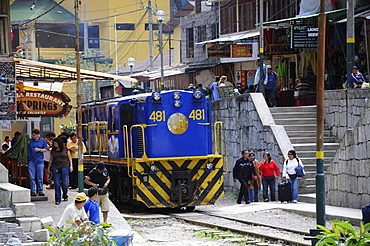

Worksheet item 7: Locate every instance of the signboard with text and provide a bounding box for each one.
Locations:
[265,44,299,55]
[206,44,231,58]
[291,25,318,49]
[0,61,16,120]
[231,44,252,58]
[17,91,72,118]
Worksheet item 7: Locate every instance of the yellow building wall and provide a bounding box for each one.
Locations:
[173,26,181,64]
[61,0,170,68]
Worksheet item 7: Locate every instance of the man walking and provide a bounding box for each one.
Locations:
[264,65,278,107]
[253,59,267,92]
[28,129,48,196]
[84,162,110,223]
[233,150,256,204]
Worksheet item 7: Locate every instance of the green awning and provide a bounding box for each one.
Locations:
[260,8,347,26]
[11,0,75,23]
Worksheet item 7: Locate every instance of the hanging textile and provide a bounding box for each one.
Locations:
[278,58,287,77]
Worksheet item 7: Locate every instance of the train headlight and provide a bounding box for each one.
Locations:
[153,92,161,101]
[193,91,202,99]
[174,100,181,107]
[206,162,214,169]
[150,165,157,172]
[173,92,181,99]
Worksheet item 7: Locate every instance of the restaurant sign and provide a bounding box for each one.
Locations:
[231,44,252,58]
[206,44,231,58]
[17,91,72,117]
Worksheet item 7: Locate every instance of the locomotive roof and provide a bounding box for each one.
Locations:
[82,90,195,107]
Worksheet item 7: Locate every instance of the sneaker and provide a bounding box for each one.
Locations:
[237,201,241,204]
[264,199,269,202]
[245,201,251,204]
[292,200,298,203]
[38,192,45,196]
[31,192,37,197]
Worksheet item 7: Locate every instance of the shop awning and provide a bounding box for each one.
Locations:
[196,30,260,45]
[336,9,370,23]
[15,59,136,87]
[261,8,346,25]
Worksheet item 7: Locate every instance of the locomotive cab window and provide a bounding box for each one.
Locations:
[120,103,135,130]
[108,106,118,131]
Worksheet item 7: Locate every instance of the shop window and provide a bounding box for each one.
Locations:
[116,23,135,30]
[36,23,76,48]
[238,1,256,31]
[88,25,100,49]
[186,28,194,58]
[220,0,236,34]
[197,25,206,43]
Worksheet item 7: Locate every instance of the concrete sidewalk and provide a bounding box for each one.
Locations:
[33,186,136,242]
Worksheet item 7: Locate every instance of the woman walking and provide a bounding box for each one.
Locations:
[259,152,280,202]
[48,138,72,205]
[250,153,261,202]
[282,150,304,203]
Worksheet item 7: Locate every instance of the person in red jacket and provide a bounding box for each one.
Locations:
[259,152,280,202]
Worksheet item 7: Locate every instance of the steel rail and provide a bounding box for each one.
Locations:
[172,214,311,246]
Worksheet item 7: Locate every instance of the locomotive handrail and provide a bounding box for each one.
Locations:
[197,123,210,125]
[130,124,148,176]
[214,121,228,175]
[123,125,132,178]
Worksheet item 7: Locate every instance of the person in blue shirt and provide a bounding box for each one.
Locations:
[350,66,365,88]
[84,187,100,225]
[209,76,220,100]
[27,129,48,196]
[264,65,278,107]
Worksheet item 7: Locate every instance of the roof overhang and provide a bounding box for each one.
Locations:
[196,30,259,45]
[262,8,346,25]
[15,59,136,87]
[336,9,370,23]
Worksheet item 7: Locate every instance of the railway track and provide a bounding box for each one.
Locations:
[170,211,312,246]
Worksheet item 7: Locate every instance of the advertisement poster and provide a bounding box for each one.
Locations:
[231,44,253,58]
[0,61,16,120]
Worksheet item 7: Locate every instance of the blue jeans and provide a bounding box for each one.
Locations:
[253,179,259,202]
[51,166,69,203]
[248,189,254,202]
[28,160,44,193]
[288,178,300,201]
[237,178,250,203]
[262,177,276,201]
[265,88,276,106]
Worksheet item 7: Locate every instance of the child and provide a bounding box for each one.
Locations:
[84,187,100,225]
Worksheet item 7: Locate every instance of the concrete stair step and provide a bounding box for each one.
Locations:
[292,143,340,152]
[270,105,316,113]
[274,118,317,125]
[0,208,15,222]
[12,203,35,218]
[302,164,330,171]
[0,183,31,206]
[298,193,316,203]
[283,124,318,131]
[290,136,336,144]
[270,112,317,119]
[299,185,316,194]
[286,130,332,137]
[16,217,41,232]
[298,150,336,158]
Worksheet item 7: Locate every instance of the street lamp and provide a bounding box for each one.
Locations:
[156,10,166,91]
[127,57,135,75]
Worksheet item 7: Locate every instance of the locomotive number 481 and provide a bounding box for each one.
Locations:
[149,109,205,122]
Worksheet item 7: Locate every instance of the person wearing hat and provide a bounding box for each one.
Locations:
[57,193,88,228]
[350,66,365,88]
[84,161,111,223]
[264,65,278,107]
[282,150,304,203]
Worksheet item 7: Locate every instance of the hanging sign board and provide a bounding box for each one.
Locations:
[231,44,253,57]
[16,91,72,117]
[206,44,231,58]
[291,25,318,49]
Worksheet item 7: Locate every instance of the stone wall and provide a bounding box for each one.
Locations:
[324,89,370,140]
[212,93,293,192]
[325,90,370,209]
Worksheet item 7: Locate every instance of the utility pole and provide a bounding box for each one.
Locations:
[148,1,154,68]
[74,0,84,193]
[346,0,355,88]
[114,10,118,75]
[84,5,88,69]
[316,0,326,227]
[258,0,265,94]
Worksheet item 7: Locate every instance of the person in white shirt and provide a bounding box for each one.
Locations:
[253,59,268,92]
[57,193,88,228]
[282,149,304,203]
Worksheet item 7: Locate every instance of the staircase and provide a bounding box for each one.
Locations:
[270,105,340,201]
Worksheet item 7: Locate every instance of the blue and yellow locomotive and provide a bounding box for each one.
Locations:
[82,90,226,210]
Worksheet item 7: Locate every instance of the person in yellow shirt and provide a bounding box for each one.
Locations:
[67,132,86,189]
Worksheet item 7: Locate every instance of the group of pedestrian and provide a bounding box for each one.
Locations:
[1,131,22,153]
[233,149,304,204]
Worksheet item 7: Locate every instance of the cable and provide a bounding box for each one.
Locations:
[16,0,66,27]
